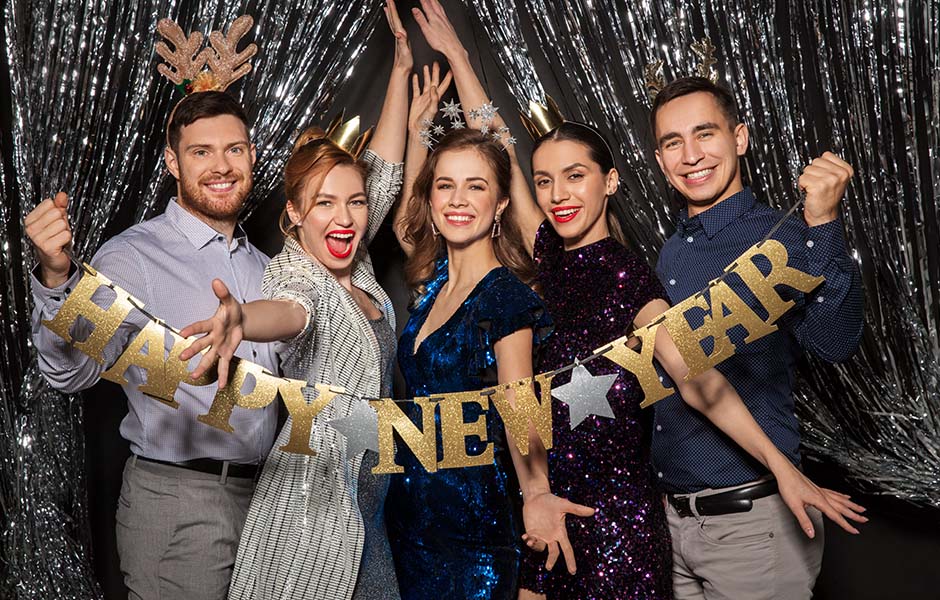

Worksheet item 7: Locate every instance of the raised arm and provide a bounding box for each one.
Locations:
[633,299,868,537]
[411,0,543,253]
[366,0,412,163]
[393,63,452,255]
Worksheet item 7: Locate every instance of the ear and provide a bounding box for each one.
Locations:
[654,148,665,174]
[605,168,620,196]
[285,199,302,225]
[164,146,180,180]
[496,195,510,218]
[734,123,749,156]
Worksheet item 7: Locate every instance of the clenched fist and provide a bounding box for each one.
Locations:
[24,191,73,288]
[798,152,855,227]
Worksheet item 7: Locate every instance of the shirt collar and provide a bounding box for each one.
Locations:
[677,187,757,239]
[166,199,250,253]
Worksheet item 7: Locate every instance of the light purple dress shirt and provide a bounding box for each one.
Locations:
[30,199,279,464]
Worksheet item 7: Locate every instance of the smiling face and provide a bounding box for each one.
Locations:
[654,91,749,214]
[164,114,256,225]
[532,139,618,247]
[287,163,368,277]
[429,147,508,249]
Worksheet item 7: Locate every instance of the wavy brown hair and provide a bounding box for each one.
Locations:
[402,128,536,289]
[279,127,368,243]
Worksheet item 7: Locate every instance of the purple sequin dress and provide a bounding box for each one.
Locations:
[520,222,673,599]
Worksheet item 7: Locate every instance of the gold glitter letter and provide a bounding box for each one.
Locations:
[736,240,825,324]
[490,373,556,455]
[100,320,180,408]
[42,268,137,364]
[372,397,438,474]
[437,391,493,469]
[600,323,674,408]
[278,381,336,456]
[197,359,279,432]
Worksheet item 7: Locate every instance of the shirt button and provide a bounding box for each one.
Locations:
[816,296,825,303]
[252,350,257,357]
[686,236,694,243]
[806,240,815,248]
[657,472,663,478]
[656,425,662,432]
[669,279,676,286]
[65,287,72,294]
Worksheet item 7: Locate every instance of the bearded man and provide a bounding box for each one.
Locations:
[26,91,279,600]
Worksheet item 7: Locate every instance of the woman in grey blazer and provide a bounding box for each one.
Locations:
[181,5,415,598]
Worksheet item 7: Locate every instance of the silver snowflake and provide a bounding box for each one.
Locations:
[440,99,463,121]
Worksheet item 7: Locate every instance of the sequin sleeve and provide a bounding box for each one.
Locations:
[619,249,670,322]
[362,149,403,243]
[533,219,563,275]
[261,249,319,342]
[469,270,553,374]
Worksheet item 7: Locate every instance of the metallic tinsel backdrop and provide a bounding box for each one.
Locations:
[2,0,939,596]
[1,1,381,597]
[464,0,940,506]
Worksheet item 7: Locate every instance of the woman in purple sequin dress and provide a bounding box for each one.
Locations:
[515,123,675,599]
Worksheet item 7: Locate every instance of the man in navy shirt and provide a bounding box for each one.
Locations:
[650,77,866,598]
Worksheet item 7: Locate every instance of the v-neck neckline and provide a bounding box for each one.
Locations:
[411,266,504,357]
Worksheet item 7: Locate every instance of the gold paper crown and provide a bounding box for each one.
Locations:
[323,112,374,159]
[519,95,566,139]
[156,15,257,95]
[646,37,720,101]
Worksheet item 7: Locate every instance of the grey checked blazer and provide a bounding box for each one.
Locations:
[229,150,402,600]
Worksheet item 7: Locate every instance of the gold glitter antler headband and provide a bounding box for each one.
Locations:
[645,37,721,101]
[155,19,212,92]
[155,15,257,95]
[206,16,258,92]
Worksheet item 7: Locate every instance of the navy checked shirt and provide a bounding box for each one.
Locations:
[652,188,863,493]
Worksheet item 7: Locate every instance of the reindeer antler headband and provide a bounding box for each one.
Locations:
[645,37,721,101]
[156,15,257,95]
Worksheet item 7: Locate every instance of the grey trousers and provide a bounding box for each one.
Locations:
[667,483,824,600]
[115,456,255,600]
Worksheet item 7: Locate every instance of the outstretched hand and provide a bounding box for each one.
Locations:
[179,279,244,389]
[520,492,596,574]
[776,465,868,538]
[384,0,413,74]
[409,62,453,133]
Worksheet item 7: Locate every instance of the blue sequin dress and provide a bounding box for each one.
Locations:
[386,261,552,600]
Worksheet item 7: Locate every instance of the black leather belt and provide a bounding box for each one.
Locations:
[136,455,259,480]
[668,479,778,518]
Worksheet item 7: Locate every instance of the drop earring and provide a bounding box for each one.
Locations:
[491,212,502,238]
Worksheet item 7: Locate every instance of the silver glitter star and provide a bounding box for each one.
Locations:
[475,102,499,124]
[432,124,445,136]
[450,119,465,129]
[328,398,379,459]
[506,136,517,146]
[551,364,617,429]
[480,123,490,135]
[440,99,463,120]
[420,118,434,128]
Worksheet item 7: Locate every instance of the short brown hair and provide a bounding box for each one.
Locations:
[279,127,367,241]
[401,129,535,289]
[167,91,250,152]
[649,76,739,138]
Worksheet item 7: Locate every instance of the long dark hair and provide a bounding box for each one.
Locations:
[402,128,536,288]
[532,121,627,245]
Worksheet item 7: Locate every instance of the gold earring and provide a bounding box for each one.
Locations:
[491,213,502,238]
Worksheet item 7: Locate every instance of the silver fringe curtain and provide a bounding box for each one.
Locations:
[464,0,940,507]
[0,1,381,597]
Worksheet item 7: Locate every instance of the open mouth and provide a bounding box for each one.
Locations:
[551,206,581,223]
[325,229,355,259]
[683,168,715,184]
[444,213,475,227]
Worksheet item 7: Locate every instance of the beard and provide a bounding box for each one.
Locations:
[178,170,252,222]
